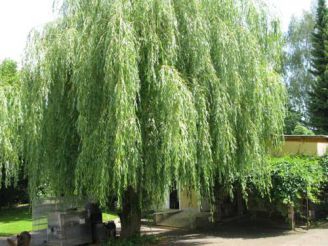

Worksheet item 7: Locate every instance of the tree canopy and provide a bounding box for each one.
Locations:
[22,0,286,235]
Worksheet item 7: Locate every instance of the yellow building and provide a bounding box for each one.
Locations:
[155,135,328,228]
[281,135,328,156]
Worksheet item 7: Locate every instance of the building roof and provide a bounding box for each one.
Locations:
[284,135,328,143]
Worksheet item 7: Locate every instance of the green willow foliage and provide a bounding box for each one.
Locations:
[22,0,286,207]
[0,59,22,187]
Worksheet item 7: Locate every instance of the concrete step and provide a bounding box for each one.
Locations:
[154,209,211,229]
[153,209,181,225]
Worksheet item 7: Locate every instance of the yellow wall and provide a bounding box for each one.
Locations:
[281,141,318,156]
[179,189,199,210]
[280,141,328,156]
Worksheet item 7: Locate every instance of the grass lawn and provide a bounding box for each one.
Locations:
[0,206,32,237]
[0,205,118,237]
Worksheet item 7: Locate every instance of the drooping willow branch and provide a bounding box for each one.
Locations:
[22,0,286,207]
[0,60,22,188]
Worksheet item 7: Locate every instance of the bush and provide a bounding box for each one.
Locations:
[261,156,328,221]
[319,155,328,178]
[317,155,328,217]
[291,123,315,135]
[249,156,327,219]
[270,156,324,206]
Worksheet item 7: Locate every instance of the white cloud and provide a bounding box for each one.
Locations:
[269,0,313,31]
[0,0,57,63]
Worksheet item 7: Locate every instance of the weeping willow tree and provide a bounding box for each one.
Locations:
[0,59,22,188]
[22,0,286,237]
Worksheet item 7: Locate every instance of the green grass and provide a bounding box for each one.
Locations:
[0,206,32,237]
[0,206,118,237]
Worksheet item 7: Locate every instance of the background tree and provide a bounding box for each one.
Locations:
[22,0,286,237]
[309,0,328,133]
[0,59,22,187]
[283,11,315,134]
[284,104,303,134]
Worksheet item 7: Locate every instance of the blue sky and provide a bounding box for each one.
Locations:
[0,0,313,63]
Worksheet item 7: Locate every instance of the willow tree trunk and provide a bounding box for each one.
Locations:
[214,184,224,222]
[236,187,244,216]
[120,186,141,238]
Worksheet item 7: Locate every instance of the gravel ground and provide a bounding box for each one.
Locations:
[156,222,328,246]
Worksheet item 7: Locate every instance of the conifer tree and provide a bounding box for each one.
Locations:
[309,0,328,133]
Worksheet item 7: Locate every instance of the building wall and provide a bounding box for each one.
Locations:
[281,141,318,156]
[179,189,199,210]
[280,138,328,157]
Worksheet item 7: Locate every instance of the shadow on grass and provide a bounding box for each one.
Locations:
[0,206,31,224]
[106,235,160,246]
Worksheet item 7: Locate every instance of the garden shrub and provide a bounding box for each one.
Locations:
[317,155,328,218]
[319,155,328,178]
[268,156,326,217]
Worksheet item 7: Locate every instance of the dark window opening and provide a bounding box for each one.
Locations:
[169,188,179,209]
